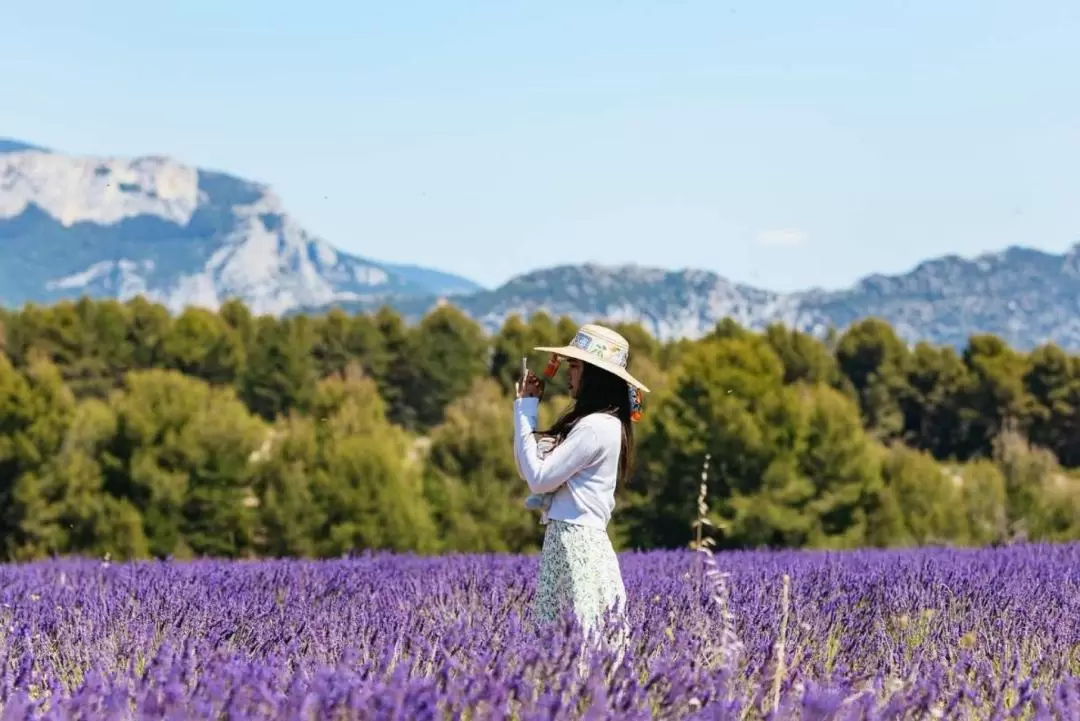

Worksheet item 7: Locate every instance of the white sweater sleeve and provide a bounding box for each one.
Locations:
[512,428,526,482]
[513,398,602,494]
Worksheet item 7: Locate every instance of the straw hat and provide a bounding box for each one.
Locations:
[534,323,650,393]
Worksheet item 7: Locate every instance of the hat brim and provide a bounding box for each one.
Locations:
[534,345,651,393]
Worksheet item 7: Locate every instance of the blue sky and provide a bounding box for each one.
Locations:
[4,0,1079,291]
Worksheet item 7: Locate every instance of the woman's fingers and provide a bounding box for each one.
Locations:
[523,372,544,398]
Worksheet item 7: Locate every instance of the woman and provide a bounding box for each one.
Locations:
[513,323,650,633]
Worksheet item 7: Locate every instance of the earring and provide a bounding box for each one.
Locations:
[629,384,643,422]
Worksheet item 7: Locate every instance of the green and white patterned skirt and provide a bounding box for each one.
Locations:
[531,519,627,633]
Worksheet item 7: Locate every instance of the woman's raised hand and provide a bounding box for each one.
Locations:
[516,370,544,399]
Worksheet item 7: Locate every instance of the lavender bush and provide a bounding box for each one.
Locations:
[2,544,1080,719]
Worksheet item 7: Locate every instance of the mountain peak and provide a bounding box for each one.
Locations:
[0,138,49,155]
[0,141,480,314]
[1,149,203,228]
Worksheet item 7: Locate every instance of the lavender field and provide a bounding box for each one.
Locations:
[2,545,1080,720]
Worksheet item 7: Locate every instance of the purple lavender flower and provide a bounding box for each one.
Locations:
[1,544,1079,718]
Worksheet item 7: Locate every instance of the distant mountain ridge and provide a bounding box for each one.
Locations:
[0,139,481,315]
[0,139,47,154]
[3,137,1079,350]
[318,247,1080,350]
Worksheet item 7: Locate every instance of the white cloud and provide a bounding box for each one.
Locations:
[756,228,809,248]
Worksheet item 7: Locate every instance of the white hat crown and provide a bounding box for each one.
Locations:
[568,324,630,369]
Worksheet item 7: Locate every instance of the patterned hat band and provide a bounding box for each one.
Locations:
[570,330,629,368]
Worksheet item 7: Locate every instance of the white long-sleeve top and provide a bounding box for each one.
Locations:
[513,397,622,530]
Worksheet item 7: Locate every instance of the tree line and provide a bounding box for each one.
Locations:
[1,296,1079,562]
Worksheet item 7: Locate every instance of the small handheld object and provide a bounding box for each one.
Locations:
[543,353,561,378]
[521,356,529,380]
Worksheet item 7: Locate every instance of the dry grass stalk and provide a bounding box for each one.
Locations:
[770,573,791,714]
[689,454,743,684]
[691,453,713,552]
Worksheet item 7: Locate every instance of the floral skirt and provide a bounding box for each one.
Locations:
[531,519,627,633]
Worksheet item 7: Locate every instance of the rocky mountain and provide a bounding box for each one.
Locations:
[5,138,1079,351]
[787,246,1080,350]
[390,264,810,339]
[322,248,1080,350]
[0,140,481,315]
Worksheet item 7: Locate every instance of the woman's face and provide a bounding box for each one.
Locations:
[567,358,584,398]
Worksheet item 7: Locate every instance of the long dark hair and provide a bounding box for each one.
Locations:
[538,362,636,483]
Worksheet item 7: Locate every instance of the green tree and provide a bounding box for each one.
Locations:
[161,306,246,386]
[102,369,266,558]
[58,397,149,559]
[0,356,147,560]
[717,384,882,549]
[17,294,1080,557]
[254,373,437,555]
[311,308,389,382]
[398,305,489,429]
[707,317,752,342]
[4,298,140,398]
[764,323,842,387]
[899,343,970,458]
[629,336,882,550]
[835,318,910,439]
[69,298,135,397]
[373,306,415,428]
[241,315,317,420]
[958,335,1030,459]
[867,445,968,546]
[527,311,565,349]
[125,296,173,371]
[248,414,323,557]
[659,337,697,370]
[957,460,1008,545]
[990,427,1080,542]
[555,315,579,345]
[626,335,790,548]
[1022,343,1080,466]
[2,302,76,369]
[0,354,78,559]
[790,385,883,546]
[218,297,256,348]
[423,378,545,553]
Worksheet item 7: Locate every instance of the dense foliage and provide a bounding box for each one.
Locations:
[3,296,1080,560]
[3,544,1080,718]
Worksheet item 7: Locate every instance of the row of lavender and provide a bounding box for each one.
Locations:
[1,544,1079,719]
